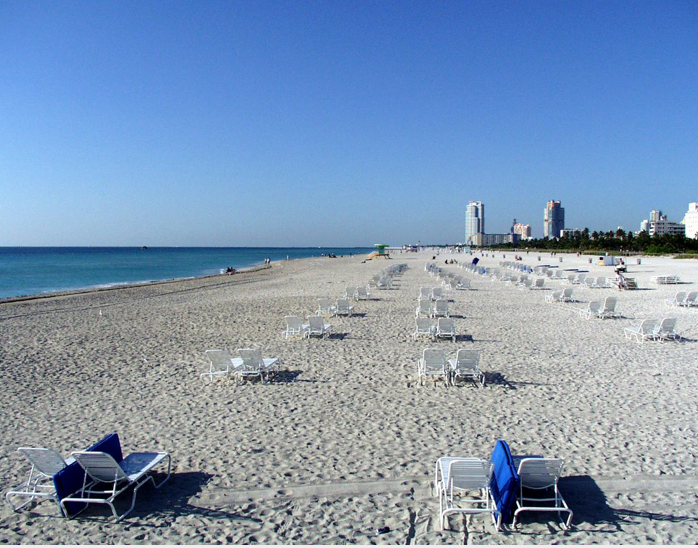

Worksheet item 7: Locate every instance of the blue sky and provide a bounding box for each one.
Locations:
[1,0,697,246]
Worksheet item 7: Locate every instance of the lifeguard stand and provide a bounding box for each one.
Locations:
[364,244,391,261]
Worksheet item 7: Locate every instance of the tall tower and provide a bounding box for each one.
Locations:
[465,201,485,245]
[544,200,565,238]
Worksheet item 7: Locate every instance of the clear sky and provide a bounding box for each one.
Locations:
[1,0,697,246]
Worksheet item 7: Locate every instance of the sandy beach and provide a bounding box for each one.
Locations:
[1,250,698,544]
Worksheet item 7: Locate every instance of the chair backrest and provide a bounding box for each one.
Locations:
[535,278,544,288]
[596,276,606,286]
[419,287,430,298]
[448,458,493,491]
[639,318,659,334]
[686,291,698,304]
[431,288,443,299]
[674,291,687,303]
[337,298,350,310]
[422,348,446,373]
[357,287,368,297]
[453,349,480,371]
[562,287,573,299]
[18,447,67,477]
[603,296,617,312]
[416,317,433,332]
[434,299,448,313]
[656,317,677,335]
[72,451,128,484]
[576,273,586,283]
[308,316,325,330]
[517,458,564,490]
[550,289,562,301]
[437,318,455,332]
[285,316,303,330]
[205,349,233,373]
[417,299,431,314]
[584,277,594,287]
[345,287,356,298]
[238,348,263,370]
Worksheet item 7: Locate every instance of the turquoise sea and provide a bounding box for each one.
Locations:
[0,247,374,300]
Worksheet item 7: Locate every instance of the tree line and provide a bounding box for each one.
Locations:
[489,229,698,255]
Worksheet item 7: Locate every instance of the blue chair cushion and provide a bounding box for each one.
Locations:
[54,433,123,516]
[490,440,520,524]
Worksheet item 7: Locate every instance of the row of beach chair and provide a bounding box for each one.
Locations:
[417,348,485,387]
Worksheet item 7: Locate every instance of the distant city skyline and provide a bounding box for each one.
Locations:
[1,2,697,246]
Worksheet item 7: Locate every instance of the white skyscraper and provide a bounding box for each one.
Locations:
[682,202,698,239]
[543,200,565,238]
[465,201,484,245]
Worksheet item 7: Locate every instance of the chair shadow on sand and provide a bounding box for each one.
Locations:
[521,475,698,535]
[484,372,545,390]
[132,472,263,525]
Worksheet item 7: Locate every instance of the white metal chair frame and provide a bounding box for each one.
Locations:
[5,448,70,514]
[512,458,573,530]
[60,451,171,522]
[448,349,485,387]
[417,348,449,387]
[434,457,500,531]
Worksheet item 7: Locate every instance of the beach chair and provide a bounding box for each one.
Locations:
[283,315,308,339]
[5,448,70,514]
[335,298,354,316]
[584,277,595,289]
[560,287,574,302]
[593,276,609,289]
[413,318,435,341]
[431,299,449,318]
[306,316,332,338]
[419,287,431,300]
[234,348,279,383]
[579,296,618,320]
[684,291,698,307]
[653,317,679,342]
[434,457,496,530]
[624,319,659,344]
[345,287,357,300]
[545,289,563,303]
[416,298,432,318]
[435,318,456,343]
[316,298,337,316]
[517,278,533,290]
[449,349,484,387]
[417,348,449,387]
[455,277,470,290]
[431,287,444,301]
[665,291,687,308]
[512,458,573,530]
[573,273,586,285]
[201,349,234,381]
[60,449,171,521]
[356,287,371,301]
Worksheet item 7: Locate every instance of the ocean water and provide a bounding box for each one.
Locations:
[0,247,374,300]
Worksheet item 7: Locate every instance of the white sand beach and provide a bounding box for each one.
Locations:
[1,250,698,544]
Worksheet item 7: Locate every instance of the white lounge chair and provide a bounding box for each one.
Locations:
[665,291,687,308]
[683,291,698,307]
[512,458,573,530]
[413,318,435,341]
[234,348,279,383]
[356,287,371,301]
[533,278,545,289]
[335,298,354,316]
[624,319,659,344]
[545,289,563,303]
[653,317,679,342]
[201,349,234,381]
[434,457,497,531]
[60,450,171,521]
[306,316,332,338]
[431,287,444,301]
[283,316,308,339]
[417,348,449,386]
[416,298,432,318]
[435,318,456,343]
[419,287,431,300]
[579,296,618,320]
[317,298,337,316]
[449,349,484,387]
[455,277,470,290]
[431,299,449,318]
[5,448,71,514]
[345,287,357,300]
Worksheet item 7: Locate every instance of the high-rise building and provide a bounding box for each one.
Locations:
[543,200,565,238]
[639,219,649,233]
[513,223,532,240]
[465,201,485,245]
[650,210,663,222]
[682,202,698,239]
